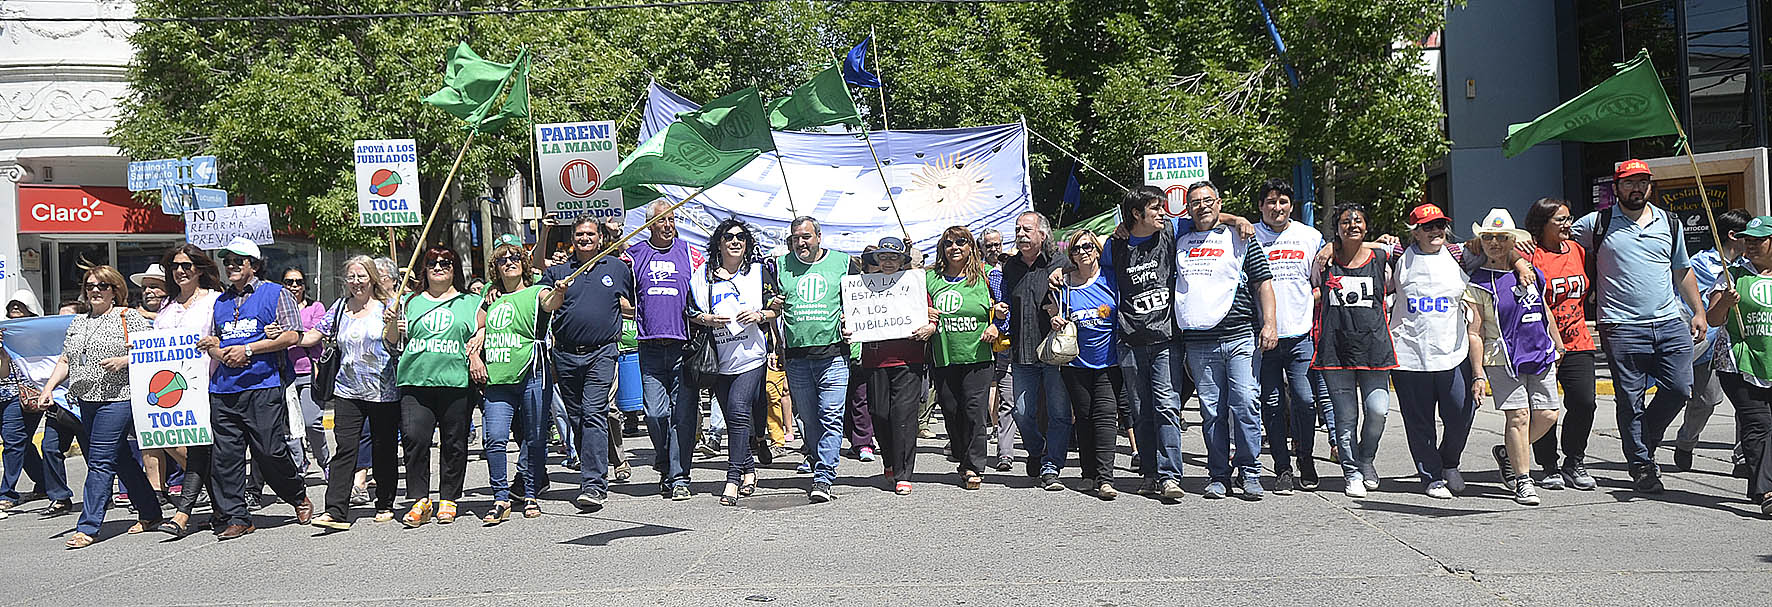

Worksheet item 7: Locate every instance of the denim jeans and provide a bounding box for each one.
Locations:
[74,399,161,534]
[1602,318,1696,469]
[3,396,72,501]
[484,371,549,502]
[711,366,765,485]
[1122,341,1184,481]
[1257,335,1323,473]
[554,343,618,495]
[785,355,849,485]
[1010,363,1072,474]
[637,340,698,489]
[1184,335,1263,483]
[1322,369,1391,480]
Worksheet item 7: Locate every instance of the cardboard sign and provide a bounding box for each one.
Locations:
[354,139,423,226]
[841,270,927,343]
[1143,152,1212,216]
[185,204,273,250]
[536,121,624,222]
[127,328,213,448]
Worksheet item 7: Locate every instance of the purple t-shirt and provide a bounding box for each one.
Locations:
[287,300,326,375]
[626,239,703,341]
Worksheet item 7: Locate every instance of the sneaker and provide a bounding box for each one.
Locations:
[562,456,581,471]
[574,491,606,512]
[1273,469,1296,496]
[795,458,815,475]
[1159,479,1185,499]
[1425,480,1453,499]
[1297,459,1320,491]
[1202,481,1228,499]
[1562,462,1597,491]
[1442,467,1466,494]
[1133,479,1158,496]
[350,486,371,506]
[1537,469,1566,490]
[1492,445,1514,489]
[1238,476,1265,501]
[1039,474,1064,491]
[917,428,937,439]
[374,510,395,523]
[243,492,263,512]
[994,456,1014,472]
[808,482,834,503]
[695,438,719,458]
[1631,466,1664,494]
[1024,458,1040,479]
[1359,464,1380,490]
[1673,448,1694,471]
[858,447,877,462]
[1513,477,1541,506]
[670,485,692,501]
[1344,474,1367,498]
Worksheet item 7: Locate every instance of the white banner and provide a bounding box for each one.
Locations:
[841,270,927,343]
[184,204,273,250]
[536,121,623,223]
[127,328,213,448]
[354,139,423,226]
[1144,152,1211,216]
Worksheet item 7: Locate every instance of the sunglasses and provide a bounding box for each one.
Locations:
[1071,242,1100,253]
[222,256,248,267]
[1478,233,1511,242]
[83,282,115,291]
[427,259,455,269]
[495,254,525,266]
[940,239,972,249]
[170,261,197,271]
[718,230,748,242]
[1417,222,1449,232]
[282,278,305,287]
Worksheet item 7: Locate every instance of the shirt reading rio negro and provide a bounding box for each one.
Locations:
[396,292,480,388]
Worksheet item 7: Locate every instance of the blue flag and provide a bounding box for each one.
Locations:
[1062,162,1082,212]
[843,36,881,89]
[0,314,78,417]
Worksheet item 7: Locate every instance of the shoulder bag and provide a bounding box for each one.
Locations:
[311,298,346,402]
[1037,281,1079,366]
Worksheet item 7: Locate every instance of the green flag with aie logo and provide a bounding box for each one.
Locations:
[1502,49,1679,158]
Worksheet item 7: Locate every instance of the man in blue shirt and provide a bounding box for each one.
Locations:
[1569,159,1709,494]
[543,217,635,511]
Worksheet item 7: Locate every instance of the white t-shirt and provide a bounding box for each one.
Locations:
[1255,220,1324,338]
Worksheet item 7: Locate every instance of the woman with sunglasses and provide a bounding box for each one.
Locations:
[1704,215,1772,516]
[928,226,1003,491]
[856,237,937,496]
[384,247,482,527]
[1387,204,1480,498]
[687,219,779,505]
[473,240,563,522]
[296,256,401,530]
[148,245,223,537]
[1312,203,1397,499]
[278,267,331,483]
[1519,198,1600,490]
[36,266,161,548]
[1050,230,1121,498]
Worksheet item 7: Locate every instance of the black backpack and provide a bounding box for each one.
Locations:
[1583,208,1679,307]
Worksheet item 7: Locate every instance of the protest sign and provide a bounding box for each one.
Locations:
[536,121,623,223]
[126,328,213,448]
[1143,152,1211,215]
[354,139,423,226]
[841,270,927,343]
[184,204,273,250]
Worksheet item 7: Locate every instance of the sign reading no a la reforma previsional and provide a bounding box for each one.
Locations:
[185,204,273,250]
[536,121,622,222]
[354,138,423,226]
[1144,152,1211,216]
[842,270,928,343]
[127,327,213,448]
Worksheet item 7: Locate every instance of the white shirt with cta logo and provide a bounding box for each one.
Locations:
[1255,220,1324,338]
[1174,225,1246,330]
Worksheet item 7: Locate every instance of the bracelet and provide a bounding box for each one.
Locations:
[1473,376,1487,383]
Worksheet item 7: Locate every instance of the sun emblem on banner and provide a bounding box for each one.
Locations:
[902,154,991,223]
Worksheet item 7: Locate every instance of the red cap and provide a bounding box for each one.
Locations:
[1407,204,1448,228]
[1615,159,1652,180]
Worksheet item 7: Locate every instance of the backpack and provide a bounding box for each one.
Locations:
[1583,207,1678,307]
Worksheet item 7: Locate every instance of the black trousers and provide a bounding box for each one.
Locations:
[174,445,212,516]
[1716,371,1772,501]
[869,364,926,482]
[1062,366,1122,483]
[400,386,475,502]
[210,387,308,527]
[933,362,991,475]
[1535,350,1598,469]
[324,397,400,518]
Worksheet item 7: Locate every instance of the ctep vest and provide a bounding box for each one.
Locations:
[1110,228,1178,346]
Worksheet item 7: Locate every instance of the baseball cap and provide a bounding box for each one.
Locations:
[494,233,525,249]
[1407,204,1449,229]
[1740,216,1772,238]
[1615,159,1653,180]
[222,237,261,260]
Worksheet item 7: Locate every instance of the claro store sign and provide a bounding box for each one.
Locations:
[18,185,184,233]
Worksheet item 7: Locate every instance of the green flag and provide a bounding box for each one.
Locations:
[1502,49,1678,158]
[683,87,777,154]
[1055,208,1120,241]
[422,43,530,133]
[600,87,776,206]
[767,64,864,130]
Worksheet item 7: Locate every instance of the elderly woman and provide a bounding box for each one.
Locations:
[36,266,161,548]
[857,237,937,496]
[688,219,779,505]
[1050,229,1121,499]
[3,288,73,519]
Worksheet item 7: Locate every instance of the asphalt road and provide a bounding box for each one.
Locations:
[2,392,1769,606]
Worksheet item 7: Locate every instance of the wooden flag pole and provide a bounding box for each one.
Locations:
[1666,104,1742,334]
[392,128,478,309]
[871,26,890,132]
[563,184,713,284]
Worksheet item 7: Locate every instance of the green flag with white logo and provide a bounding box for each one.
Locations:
[1502,48,1679,158]
[600,87,776,206]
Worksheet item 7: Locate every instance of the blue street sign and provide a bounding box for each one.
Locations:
[188,156,218,186]
[129,156,219,190]
[192,187,227,209]
[159,184,190,215]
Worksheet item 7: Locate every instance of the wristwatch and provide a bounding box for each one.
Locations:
[244,345,255,358]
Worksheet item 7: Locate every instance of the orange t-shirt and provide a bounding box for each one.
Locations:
[1527,241,1595,352]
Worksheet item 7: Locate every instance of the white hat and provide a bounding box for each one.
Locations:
[1471,208,1532,242]
[6,288,44,316]
[130,263,167,287]
[222,237,261,259]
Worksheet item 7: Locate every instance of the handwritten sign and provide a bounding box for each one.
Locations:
[841,270,927,343]
[127,328,213,448]
[184,204,272,250]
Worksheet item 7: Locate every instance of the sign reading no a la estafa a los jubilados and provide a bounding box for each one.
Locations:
[354,139,423,227]
[842,270,928,343]
[535,121,623,222]
[1144,152,1211,215]
[128,328,213,448]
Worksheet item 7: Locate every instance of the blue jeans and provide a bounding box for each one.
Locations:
[3,396,72,501]
[1322,369,1390,480]
[1122,342,1184,481]
[785,355,849,485]
[1602,318,1696,468]
[1257,335,1324,472]
[638,340,698,489]
[1010,363,1073,474]
[554,343,617,495]
[75,399,161,534]
[483,371,549,502]
[1184,335,1263,483]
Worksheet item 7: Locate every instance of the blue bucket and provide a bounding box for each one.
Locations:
[616,351,643,413]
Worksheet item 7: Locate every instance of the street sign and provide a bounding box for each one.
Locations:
[129,156,220,191]
[159,184,191,215]
[192,187,228,209]
[188,156,218,186]
[128,159,176,191]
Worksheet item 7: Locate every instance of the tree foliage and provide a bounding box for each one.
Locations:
[112,0,1454,248]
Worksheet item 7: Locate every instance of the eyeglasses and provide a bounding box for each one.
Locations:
[1617,179,1653,190]
[1478,233,1511,242]
[1187,197,1220,206]
[495,254,525,266]
[170,261,197,271]
[83,282,114,291]
[344,275,371,284]
[940,239,972,249]
[427,259,455,269]
[718,230,748,242]
[282,278,305,287]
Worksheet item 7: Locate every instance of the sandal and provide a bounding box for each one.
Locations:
[400,498,432,528]
[155,516,189,539]
[482,501,511,525]
[613,462,633,483]
[964,473,983,491]
[44,499,72,517]
[128,518,163,534]
[738,474,757,497]
[523,501,542,519]
[435,500,458,524]
[720,483,740,507]
[311,513,352,531]
[65,532,94,549]
[894,481,913,495]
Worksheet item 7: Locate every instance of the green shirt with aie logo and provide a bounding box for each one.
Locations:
[777,250,851,349]
[396,292,480,388]
[1725,264,1772,382]
[928,269,993,367]
[483,285,546,385]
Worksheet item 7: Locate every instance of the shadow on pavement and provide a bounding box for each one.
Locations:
[562,522,689,546]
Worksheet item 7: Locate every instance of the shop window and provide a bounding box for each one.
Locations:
[1687,71,1758,151]
[1685,0,1753,75]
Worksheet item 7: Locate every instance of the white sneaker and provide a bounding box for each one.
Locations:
[1344,474,1368,498]
[1442,468,1466,493]
[1513,477,1540,506]
[1425,480,1453,499]
[1360,464,1380,490]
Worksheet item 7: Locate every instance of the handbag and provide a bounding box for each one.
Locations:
[311,298,346,403]
[1037,283,1079,366]
[683,328,721,389]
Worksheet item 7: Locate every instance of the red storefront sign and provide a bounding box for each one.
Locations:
[17,185,184,233]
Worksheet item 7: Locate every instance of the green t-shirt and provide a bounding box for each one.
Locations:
[620,317,639,352]
[778,250,851,349]
[928,269,993,366]
[484,285,545,385]
[1725,265,1772,381]
[396,292,479,388]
